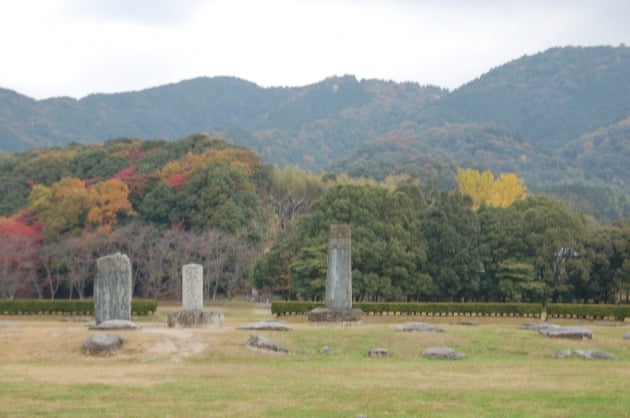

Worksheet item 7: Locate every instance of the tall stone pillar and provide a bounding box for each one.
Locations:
[167,263,223,328]
[326,224,352,310]
[182,263,203,311]
[94,253,132,324]
[309,224,362,322]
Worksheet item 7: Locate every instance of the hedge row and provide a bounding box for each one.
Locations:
[272,301,630,320]
[546,303,630,321]
[0,299,158,315]
[272,302,542,318]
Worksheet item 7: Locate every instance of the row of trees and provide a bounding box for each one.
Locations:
[254,181,630,304]
[0,135,629,304]
[0,222,256,301]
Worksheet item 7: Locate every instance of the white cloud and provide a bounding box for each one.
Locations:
[0,0,628,99]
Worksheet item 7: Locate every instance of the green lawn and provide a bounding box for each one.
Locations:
[0,302,628,417]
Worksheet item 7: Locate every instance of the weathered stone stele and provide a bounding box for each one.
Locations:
[309,224,362,322]
[94,253,132,325]
[167,310,223,328]
[182,263,203,311]
[326,224,352,310]
[167,263,223,328]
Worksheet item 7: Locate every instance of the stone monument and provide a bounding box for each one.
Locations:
[308,224,362,322]
[167,263,223,328]
[182,263,204,311]
[94,252,132,325]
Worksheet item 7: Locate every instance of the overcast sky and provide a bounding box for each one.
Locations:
[1,0,628,100]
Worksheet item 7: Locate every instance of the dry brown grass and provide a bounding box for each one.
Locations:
[1,305,629,417]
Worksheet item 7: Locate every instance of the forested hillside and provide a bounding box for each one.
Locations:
[0,75,443,169]
[430,46,630,149]
[1,46,628,223]
[0,136,629,304]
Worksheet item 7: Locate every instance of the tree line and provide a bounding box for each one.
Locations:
[255,179,630,305]
[0,135,629,303]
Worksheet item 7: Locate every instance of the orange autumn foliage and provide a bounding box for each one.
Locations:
[87,179,135,234]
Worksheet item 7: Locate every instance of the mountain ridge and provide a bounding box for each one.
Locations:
[1,46,628,201]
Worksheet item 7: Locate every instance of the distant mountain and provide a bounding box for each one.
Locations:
[332,46,630,193]
[429,45,630,150]
[0,75,443,169]
[1,46,629,221]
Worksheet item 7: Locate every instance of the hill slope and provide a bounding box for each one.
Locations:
[430,45,630,149]
[0,76,443,169]
[0,46,629,221]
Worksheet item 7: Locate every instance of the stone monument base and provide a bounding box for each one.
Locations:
[308,307,363,322]
[167,310,223,328]
[89,319,141,330]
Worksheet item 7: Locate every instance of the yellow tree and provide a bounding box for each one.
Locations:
[457,169,494,210]
[457,169,526,210]
[489,173,527,208]
[87,179,135,234]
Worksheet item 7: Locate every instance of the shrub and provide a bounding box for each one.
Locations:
[271,301,542,318]
[546,303,630,321]
[0,299,157,315]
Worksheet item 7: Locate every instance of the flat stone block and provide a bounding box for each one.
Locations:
[246,334,289,354]
[167,310,223,328]
[394,322,445,332]
[83,333,124,356]
[422,347,465,360]
[89,319,141,330]
[574,349,616,360]
[238,321,291,331]
[538,325,592,340]
[308,307,363,322]
[368,348,390,358]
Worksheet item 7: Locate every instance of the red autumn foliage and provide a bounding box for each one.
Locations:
[0,210,44,242]
[166,172,187,190]
[112,165,136,181]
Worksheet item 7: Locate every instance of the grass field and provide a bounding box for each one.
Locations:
[0,302,629,417]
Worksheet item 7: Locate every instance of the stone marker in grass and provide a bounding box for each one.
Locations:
[522,323,592,340]
[309,224,362,322]
[182,263,203,311]
[538,325,592,340]
[394,322,445,332]
[422,347,465,360]
[89,319,141,330]
[553,349,616,360]
[246,334,289,354]
[238,321,292,331]
[83,333,123,356]
[94,253,134,327]
[167,263,224,328]
[368,348,390,358]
